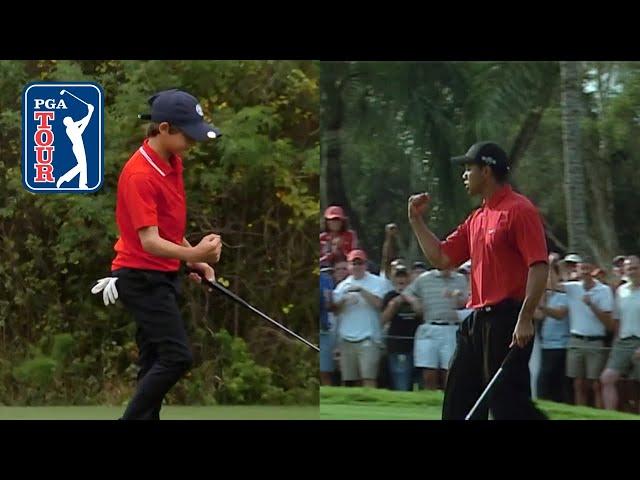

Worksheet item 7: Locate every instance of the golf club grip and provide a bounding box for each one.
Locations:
[185,269,247,306]
[185,268,233,299]
[501,346,518,368]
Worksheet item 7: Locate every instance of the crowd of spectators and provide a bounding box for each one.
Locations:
[320,205,640,414]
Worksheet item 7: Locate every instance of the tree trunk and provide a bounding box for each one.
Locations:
[584,155,618,262]
[321,63,364,242]
[560,61,590,259]
[582,62,619,263]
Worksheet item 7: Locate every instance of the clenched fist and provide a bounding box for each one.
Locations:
[408,193,431,221]
[192,233,222,264]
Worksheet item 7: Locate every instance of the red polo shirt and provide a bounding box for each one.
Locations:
[440,184,548,308]
[111,139,186,272]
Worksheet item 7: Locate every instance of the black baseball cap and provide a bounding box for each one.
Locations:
[451,141,510,174]
[138,89,222,142]
[613,255,626,266]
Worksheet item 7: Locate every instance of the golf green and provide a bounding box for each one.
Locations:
[0,405,319,420]
[320,386,640,420]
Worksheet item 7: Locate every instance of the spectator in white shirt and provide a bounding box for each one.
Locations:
[332,249,391,387]
[554,260,615,407]
[600,256,640,411]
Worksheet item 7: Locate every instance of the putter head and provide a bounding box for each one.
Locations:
[59,89,66,95]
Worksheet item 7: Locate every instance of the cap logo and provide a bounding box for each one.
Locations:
[481,155,497,165]
[195,104,204,117]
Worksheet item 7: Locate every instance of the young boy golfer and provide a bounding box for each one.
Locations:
[93,88,223,420]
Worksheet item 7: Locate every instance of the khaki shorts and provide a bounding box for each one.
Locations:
[566,336,608,380]
[339,338,381,381]
[606,336,640,380]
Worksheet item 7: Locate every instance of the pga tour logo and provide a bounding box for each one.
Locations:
[22,82,104,193]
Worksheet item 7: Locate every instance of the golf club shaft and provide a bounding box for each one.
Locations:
[62,90,90,107]
[187,269,319,352]
[465,366,504,420]
[465,347,517,420]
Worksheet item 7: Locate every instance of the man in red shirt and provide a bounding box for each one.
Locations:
[107,89,223,420]
[408,141,549,420]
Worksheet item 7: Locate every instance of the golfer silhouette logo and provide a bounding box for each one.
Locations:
[22,82,104,193]
[57,90,94,189]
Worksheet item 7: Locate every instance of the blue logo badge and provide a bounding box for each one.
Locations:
[22,82,104,193]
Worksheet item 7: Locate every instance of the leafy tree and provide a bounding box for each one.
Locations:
[0,60,318,405]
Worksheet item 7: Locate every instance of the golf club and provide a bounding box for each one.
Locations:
[186,268,319,352]
[465,347,518,420]
[60,89,90,107]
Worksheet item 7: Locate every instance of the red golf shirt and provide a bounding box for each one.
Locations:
[441,184,548,309]
[111,139,186,272]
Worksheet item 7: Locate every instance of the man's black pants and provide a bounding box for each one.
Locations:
[442,299,547,420]
[112,268,193,420]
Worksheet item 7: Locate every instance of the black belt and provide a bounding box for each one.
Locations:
[571,334,606,341]
[476,299,521,314]
[429,321,457,326]
[113,267,179,279]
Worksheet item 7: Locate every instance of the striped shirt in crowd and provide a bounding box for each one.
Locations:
[404,270,469,323]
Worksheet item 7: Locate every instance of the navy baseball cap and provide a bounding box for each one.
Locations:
[451,141,510,174]
[139,89,222,141]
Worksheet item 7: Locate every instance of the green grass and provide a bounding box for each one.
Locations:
[320,386,640,420]
[0,406,319,420]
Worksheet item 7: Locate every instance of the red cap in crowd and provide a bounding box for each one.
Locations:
[347,249,368,262]
[324,205,346,220]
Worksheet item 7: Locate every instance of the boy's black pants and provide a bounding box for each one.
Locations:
[112,268,193,420]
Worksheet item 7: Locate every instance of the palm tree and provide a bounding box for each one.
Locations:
[321,61,563,261]
[560,61,590,258]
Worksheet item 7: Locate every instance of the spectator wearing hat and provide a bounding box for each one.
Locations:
[601,255,640,412]
[552,260,615,407]
[613,255,626,269]
[611,255,628,291]
[381,266,421,391]
[389,258,408,274]
[535,260,571,403]
[332,249,392,387]
[561,254,583,281]
[320,205,358,266]
[380,257,407,291]
[377,255,407,387]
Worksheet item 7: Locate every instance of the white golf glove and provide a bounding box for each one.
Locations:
[91,277,119,306]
